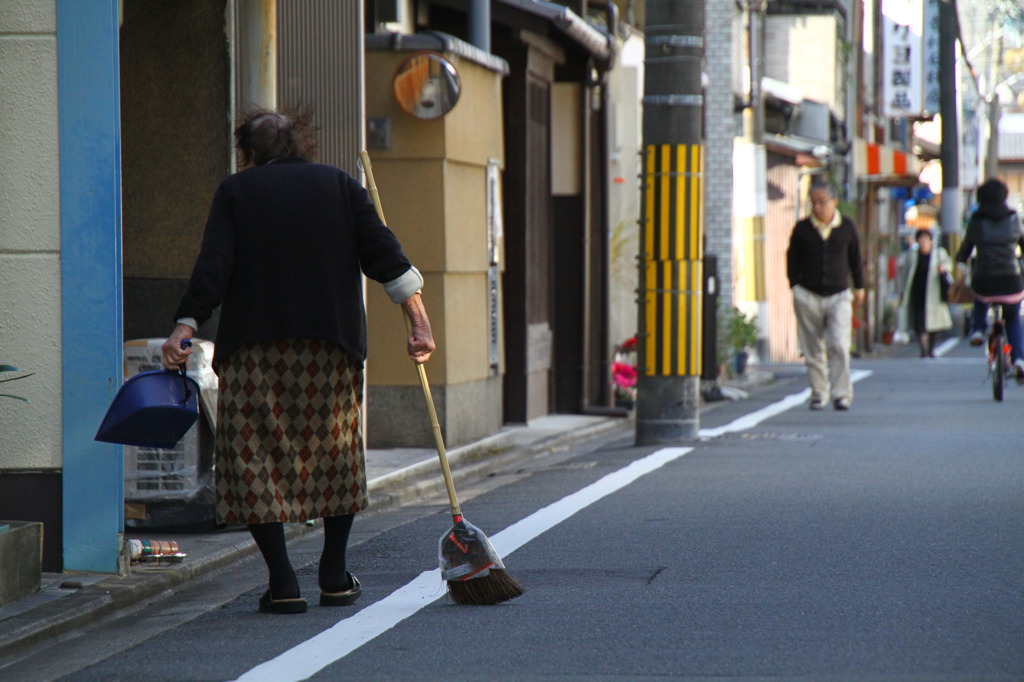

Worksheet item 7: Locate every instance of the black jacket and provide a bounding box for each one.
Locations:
[955,205,1024,296]
[174,158,413,370]
[786,215,865,296]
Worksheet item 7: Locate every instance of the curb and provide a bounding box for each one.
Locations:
[0,536,261,661]
[0,416,628,663]
[366,416,630,510]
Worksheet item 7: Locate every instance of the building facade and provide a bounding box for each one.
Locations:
[0,0,624,576]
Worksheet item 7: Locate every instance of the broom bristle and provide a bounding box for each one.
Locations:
[447,569,525,605]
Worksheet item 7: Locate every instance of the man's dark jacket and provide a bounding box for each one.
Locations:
[174,158,413,370]
[786,215,865,296]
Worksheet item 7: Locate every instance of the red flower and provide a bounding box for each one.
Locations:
[611,362,637,388]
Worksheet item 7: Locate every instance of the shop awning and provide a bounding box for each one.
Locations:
[855,138,919,185]
[497,0,613,62]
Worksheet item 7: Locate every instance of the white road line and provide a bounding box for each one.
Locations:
[698,368,872,439]
[934,337,959,357]
[233,446,693,682]
[235,369,878,681]
[233,568,444,682]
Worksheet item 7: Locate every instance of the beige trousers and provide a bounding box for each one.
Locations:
[792,285,854,404]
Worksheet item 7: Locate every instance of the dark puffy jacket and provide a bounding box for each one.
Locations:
[956,207,1024,296]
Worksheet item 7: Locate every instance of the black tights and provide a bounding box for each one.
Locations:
[248,513,355,598]
[319,514,355,593]
[918,332,937,357]
[248,521,299,599]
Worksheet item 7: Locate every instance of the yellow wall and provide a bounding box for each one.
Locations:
[364,50,505,388]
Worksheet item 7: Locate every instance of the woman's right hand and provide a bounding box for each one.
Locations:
[162,324,195,369]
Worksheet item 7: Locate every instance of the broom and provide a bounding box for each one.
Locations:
[359,151,524,605]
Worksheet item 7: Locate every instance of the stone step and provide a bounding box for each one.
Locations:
[0,521,43,607]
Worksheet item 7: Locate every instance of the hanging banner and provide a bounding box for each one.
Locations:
[922,0,940,115]
[882,0,925,117]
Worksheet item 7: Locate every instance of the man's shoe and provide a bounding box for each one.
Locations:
[833,398,851,411]
[970,331,984,346]
[809,400,826,411]
[1015,359,1024,383]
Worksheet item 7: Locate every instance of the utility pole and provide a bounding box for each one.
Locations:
[985,95,1001,180]
[636,0,705,443]
[984,27,1004,180]
[939,0,961,250]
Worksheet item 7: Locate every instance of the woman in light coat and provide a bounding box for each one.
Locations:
[899,229,953,357]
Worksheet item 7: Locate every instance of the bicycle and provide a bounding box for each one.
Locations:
[974,291,1024,401]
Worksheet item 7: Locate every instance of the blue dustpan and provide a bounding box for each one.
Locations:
[95,368,200,449]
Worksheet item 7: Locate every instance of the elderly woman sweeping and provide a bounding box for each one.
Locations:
[162,109,434,614]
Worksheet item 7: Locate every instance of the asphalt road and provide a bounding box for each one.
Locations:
[5,340,1024,681]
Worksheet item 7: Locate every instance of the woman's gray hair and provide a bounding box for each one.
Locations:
[234,108,318,167]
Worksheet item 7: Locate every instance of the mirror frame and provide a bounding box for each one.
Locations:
[391,51,462,120]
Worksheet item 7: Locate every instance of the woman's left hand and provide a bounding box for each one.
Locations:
[401,293,435,364]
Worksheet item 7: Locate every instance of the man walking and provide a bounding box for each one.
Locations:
[787,181,865,411]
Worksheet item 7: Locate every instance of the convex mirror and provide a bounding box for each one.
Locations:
[392,51,461,120]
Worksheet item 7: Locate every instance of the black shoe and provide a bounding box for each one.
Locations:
[833,398,850,411]
[320,573,361,606]
[809,400,825,411]
[258,589,307,614]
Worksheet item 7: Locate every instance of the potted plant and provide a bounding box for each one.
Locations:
[611,336,638,408]
[721,307,758,376]
[880,299,898,345]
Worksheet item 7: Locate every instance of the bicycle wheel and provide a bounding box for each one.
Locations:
[992,332,1006,401]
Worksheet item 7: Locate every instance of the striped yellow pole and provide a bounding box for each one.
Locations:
[641,143,704,378]
[637,0,704,444]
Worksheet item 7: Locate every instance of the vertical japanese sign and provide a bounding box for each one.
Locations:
[486,159,502,375]
[882,0,924,117]
[922,0,940,115]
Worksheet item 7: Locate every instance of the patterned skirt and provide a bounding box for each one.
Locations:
[215,338,368,524]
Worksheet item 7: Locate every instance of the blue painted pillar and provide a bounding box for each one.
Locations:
[58,0,124,573]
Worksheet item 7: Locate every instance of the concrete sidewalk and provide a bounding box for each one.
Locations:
[0,413,629,662]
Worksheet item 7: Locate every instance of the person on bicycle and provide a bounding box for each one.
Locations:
[955,177,1024,379]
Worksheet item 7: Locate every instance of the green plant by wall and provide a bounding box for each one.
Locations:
[726,307,758,351]
[716,304,758,364]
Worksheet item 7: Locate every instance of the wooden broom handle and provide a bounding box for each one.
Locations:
[359,151,462,519]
